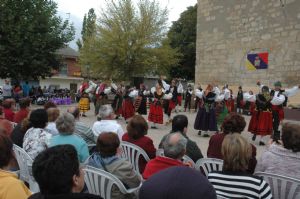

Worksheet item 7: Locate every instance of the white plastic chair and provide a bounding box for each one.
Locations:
[13,144,39,192]
[156,148,195,168]
[84,166,141,199]
[120,141,150,175]
[255,172,300,199]
[195,158,224,176]
[217,195,228,199]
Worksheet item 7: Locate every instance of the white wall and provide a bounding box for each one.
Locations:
[39,78,82,90]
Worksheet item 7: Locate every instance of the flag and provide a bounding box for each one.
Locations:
[246,52,268,71]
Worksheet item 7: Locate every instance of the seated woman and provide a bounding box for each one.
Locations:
[122,115,156,173]
[50,113,89,163]
[208,133,272,199]
[45,107,60,135]
[207,113,257,173]
[255,123,300,179]
[0,131,32,199]
[88,132,141,199]
[23,109,52,160]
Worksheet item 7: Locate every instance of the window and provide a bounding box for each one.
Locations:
[60,63,68,76]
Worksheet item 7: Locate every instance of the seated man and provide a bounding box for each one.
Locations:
[159,115,203,162]
[29,145,102,199]
[92,105,124,140]
[87,132,141,199]
[68,107,96,146]
[143,132,188,180]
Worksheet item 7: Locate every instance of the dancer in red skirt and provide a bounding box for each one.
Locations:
[148,81,165,129]
[122,86,135,122]
[249,86,273,145]
[165,79,178,125]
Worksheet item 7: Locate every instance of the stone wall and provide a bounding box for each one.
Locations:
[196,0,300,89]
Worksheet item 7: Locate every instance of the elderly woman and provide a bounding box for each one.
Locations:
[207,113,257,173]
[208,134,272,199]
[122,115,156,173]
[88,132,141,199]
[45,107,60,135]
[0,131,32,199]
[50,113,89,163]
[255,123,300,179]
[23,109,52,159]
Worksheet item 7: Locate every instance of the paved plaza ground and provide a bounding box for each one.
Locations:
[44,104,300,159]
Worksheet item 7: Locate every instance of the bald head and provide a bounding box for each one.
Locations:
[163,132,187,160]
[67,107,80,119]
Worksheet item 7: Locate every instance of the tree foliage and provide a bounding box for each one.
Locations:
[79,0,179,81]
[0,0,75,80]
[168,4,197,80]
[76,8,97,50]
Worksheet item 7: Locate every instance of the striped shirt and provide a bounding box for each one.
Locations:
[74,121,96,145]
[208,171,273,199]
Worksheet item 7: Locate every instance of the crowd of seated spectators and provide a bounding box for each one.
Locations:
[2,99,300,199]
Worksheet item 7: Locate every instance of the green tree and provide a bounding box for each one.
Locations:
[76,8,97,50]
[168,4,197,80]
[79,0,179,81]
[0,0,75,80]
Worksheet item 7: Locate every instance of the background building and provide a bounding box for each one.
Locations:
[195,0,300,104]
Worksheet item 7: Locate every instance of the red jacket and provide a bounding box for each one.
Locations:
[207,133,257,173]
[3,108,15,122]
[0,117,13,135]
[14,108,29,124]
[122,133,156,173]
[142,156,186,180]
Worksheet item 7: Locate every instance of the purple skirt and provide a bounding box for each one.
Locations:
[194,107,218,131]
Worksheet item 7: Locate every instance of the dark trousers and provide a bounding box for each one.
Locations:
[184,97,191,110]
[272,111,280,141]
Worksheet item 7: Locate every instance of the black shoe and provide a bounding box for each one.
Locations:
[82,114,87,117]
[198,131,201,136]
[252,134,256,141]
[259,141,265,146]
[203,134,210,138]
[151,126,158,129]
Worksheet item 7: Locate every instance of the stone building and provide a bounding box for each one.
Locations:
[196,0,300,88]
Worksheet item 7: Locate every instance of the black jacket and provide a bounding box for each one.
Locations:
[28,193,103,199]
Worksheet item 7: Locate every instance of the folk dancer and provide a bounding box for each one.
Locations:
[269,81,300,141]
[248,86,273,145]
[111,83,124,119]
[134,84,149,115]
[184,84,193,112]
[194,84,218,137]
[236,86,244,114]
[121,86,136,122]
[148,81,165,129]
[176,81,184,112]
[165,79,178,125]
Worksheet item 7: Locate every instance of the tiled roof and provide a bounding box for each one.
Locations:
[57,46,79,58]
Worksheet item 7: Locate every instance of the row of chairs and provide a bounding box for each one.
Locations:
[12,141,300,199]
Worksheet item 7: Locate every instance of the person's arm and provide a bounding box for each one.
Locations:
[80,141,90,163]
[145,138,156,159]
[186,140,203,162]
[283,85,300,97]
[117,125,124,141]
[115,161,141,188]
[259,179,273,199]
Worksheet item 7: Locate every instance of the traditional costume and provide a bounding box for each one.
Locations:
[176,82,184,111]
[184,85,193,112]
[165,80,178,124]
[79,92,90,117]
[134,84,149,115]
[148,86,165,128]
[194,85,218,137]
[121,87,136,121]
[112,84,124,118]
[270,81,299,140]
[236,86,244,114]
[94,83,109,115]
[248,86,273,145]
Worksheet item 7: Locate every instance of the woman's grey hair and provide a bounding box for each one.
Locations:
[98,104,114,119]
[162,132,187,160]
[55,113,75,135]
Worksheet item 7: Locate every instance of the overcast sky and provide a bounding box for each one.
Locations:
[54,0,197,49]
